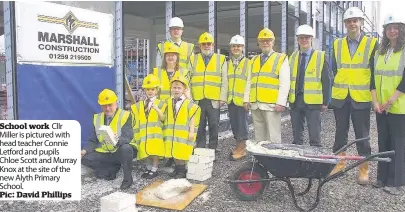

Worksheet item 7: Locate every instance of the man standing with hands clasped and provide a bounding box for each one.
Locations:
[288,24,331,147]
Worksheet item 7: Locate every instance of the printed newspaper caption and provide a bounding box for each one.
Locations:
[0,120,81,201]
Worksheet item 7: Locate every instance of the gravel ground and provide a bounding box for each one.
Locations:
[1,110,404,212]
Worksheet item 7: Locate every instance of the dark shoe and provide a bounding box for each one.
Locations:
[165,158,174,167]
[95,172,106,179]
[169,166,178,177]
[120,180,133,190]
[141,170,151,178]
[372,181,385,188]
[105,173,117,181]
[175,165,187,179]
[144,171,158,179]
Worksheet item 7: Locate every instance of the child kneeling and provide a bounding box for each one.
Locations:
[131,74,166,179]
[164,75,201,178]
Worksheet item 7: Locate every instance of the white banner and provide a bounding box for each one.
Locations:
[15,1,114,66]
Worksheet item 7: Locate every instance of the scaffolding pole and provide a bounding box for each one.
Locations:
[115,1,124,108]
[263,1,271,28]
[209,1,217,52]
[3,1,17,119]
[307,1,312,26]
[166,2,175,40]
[240,1,247,56]
[293,2,300,50]
[281,1,287,53]
[318,1,324,50]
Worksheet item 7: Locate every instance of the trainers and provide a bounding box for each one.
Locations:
[145,171,158,179]
[141,170,151,178]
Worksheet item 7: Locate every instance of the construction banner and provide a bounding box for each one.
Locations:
[15,1,114,67]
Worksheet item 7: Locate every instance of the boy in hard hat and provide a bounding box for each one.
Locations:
[249,28,290,144]
[227,34,251,160]
[329,7,378,185]
[164,75,201,178]
[81,89,137,189]
[189,32,227,153]
[288,24,331,147]
[131,74,167,179]
[157,17,194,70]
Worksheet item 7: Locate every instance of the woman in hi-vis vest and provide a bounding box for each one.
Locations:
[371,14,405,195]
[152,42,191,168]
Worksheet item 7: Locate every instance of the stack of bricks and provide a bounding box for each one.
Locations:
[100,191,137,212]
[187,148,215,181]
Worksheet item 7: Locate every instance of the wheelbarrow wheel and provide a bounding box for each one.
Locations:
[229,162,269,201]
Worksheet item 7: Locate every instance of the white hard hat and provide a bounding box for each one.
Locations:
[383,14,405,27]
[296,24,315,37]
[229,35,245,45]
[343,7,364,21]
[169,17,184,28]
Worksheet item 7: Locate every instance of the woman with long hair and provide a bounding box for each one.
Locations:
[153,42,191,101]
[371,14,405,195]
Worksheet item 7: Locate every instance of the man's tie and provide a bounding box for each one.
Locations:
[172,98,181,116]
[297,52,307,94]
[144,99,150,117]
[106,117,112,125]
[260,54,268,67]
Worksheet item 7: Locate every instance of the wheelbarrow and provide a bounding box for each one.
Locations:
[225,137,395,212]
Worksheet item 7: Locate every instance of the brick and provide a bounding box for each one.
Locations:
[101,205,138,212]
[194,148,215,157]
[188,161,213,170]
[187,165,213,176]
[100,192,136,211]
[187,172,212,181]
[188,155,214,164]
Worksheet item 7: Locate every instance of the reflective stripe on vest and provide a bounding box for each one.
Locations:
[158,41,193,69]
[249,52,287,104]
[94,109,129,153]
[332,36,376,102]
[164,99,200,160]
[289,50,325,104]
[190,53,225,101]
[154,67,188,100]
[374,48,405,114]
[227,57,249,106]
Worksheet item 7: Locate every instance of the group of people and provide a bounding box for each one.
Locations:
[80,6,405,196]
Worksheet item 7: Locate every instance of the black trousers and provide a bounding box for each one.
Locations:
[332,100,371,155]
[376,113,405,187]
[290,95,322,146]
[228,101,248,141]
[82,144,137,182]
[196,98,220,149]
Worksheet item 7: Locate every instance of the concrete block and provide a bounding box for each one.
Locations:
[188,161,213,170]
[100,192,136,212]
[101,205,137,212]
[187,165,213,176]
[186,172,212,181]
[188,155,214,164]
[194,148,215,157]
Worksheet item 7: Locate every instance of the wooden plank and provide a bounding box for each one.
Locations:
[124,67,136,105]
[136,179,208,211]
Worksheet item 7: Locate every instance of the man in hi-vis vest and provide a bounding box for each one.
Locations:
[81,89,137,190]
[189,32,228,152]
[329,7,379,185]
[156,17,194,69]
[249,28,290,144]
[227,35,251,160]
[288,24,331,147]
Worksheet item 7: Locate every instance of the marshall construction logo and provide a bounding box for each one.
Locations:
[37,11,98,34]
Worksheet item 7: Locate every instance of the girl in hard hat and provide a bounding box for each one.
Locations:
[163,75,201,179]
[371,14,405,195]
[131,74,167,179]
[153,41,191,168]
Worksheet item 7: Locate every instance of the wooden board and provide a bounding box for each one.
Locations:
[136,179,208,211]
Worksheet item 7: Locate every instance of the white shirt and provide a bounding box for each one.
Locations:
[173,95,186,114]
[145,96,157,111]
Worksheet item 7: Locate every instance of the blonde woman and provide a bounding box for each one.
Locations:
[371,14,405,195]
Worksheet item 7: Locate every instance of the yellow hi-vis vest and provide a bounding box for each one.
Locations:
[131,99,167,160]
[227,57,250,106]
[249,52,287,104]
[153,67,189,101]
[289,50,325,104]
[163,98,201,160]
[332,36,377,102]
[190,53,226,101]
[374,48,405,114]
[93,109,131,153]
[158,41,194,69]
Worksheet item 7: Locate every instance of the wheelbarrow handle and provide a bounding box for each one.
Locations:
[304,154,392,162]
[333,136,370,155]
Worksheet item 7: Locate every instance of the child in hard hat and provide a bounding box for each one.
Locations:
[131,74,167,179]
[164,75,201,179]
